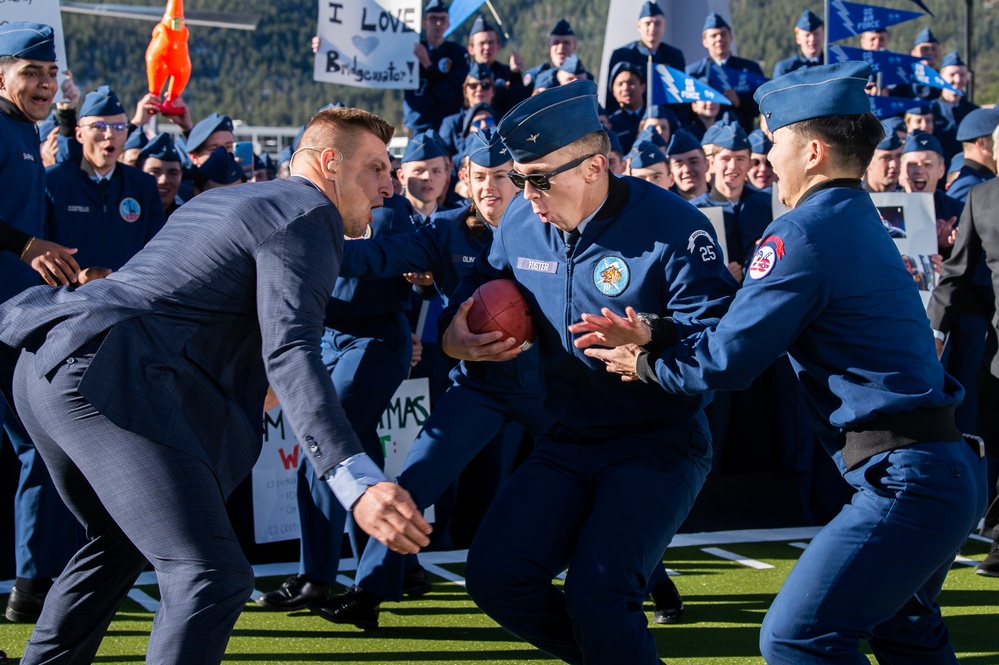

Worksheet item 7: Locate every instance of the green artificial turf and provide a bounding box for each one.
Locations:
[2,535,997,664]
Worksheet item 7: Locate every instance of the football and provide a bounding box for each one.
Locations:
[466,279,537,350]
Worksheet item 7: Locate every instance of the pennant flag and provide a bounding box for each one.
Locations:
[827,0,924,43]
[444,0,487,37]
[867,95,917,118]
[707,64,770,95]
[905,0,934,17]
[828,45,922,87]
[650,65,732,106]
[912,62,963,95]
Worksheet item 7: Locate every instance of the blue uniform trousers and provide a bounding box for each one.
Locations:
[13,349,254,665]
[354,380,549,601]
[464,434,711,665]
[761,441,987,664]
[297,323,410,583]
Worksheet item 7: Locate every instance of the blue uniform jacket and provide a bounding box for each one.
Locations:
[325,194,415,333]
[606,41,686,115]
[655,181,961,457]
[0,100,47,302]
[438,110,467,159]
[932,98,978,168]
[481,60,528,117]
[947,160,995,205]
[772,53,824,79]
[404,40,469,133]
[689,187,772,267]
[341,205,541,396]
[608,109,643,154]
[442,175,736,443]
[45,160,165,271]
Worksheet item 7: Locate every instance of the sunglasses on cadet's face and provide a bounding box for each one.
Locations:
[466,81,493,90]
[82,121,129,133]
[507,153,597,192]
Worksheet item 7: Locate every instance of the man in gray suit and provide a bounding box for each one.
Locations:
[0,106,432,665]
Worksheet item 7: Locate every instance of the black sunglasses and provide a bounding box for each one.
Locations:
[507,153,597,191]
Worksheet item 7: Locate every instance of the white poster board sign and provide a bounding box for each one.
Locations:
[252,377,431,544]
[313,0,421,90]
[1,0,69,102]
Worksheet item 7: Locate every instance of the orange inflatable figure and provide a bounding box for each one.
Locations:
[145,0,191,116]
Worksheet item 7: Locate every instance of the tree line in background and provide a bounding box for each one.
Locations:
[61,0,998,134]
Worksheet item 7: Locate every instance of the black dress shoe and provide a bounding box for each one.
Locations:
[977,540,999,577]
[255,574,329,611]
[311,586,382,630]
[5,585,46,623]
[650,576,684,625]
[402,565,432,598]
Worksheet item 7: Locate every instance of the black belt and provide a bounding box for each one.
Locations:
[841,404,963,471]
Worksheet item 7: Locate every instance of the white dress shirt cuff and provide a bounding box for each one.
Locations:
[326,453,388,511]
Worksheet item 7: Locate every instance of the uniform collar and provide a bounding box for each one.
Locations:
[80,158,117,183]
[796,178,863,207]
[0,96,31,123]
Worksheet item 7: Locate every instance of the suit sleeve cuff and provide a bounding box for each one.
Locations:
[326,453,388,511]
[932,329,946,342]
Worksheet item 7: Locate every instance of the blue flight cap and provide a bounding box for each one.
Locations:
[533,68,558,90]
[610,61,645,85]
[469,15,494,37]
[748,129,773,154]
[0,22,56,61]
[639,1,665,19]
[551,19,574,37]
[468,62,495,81]
[956,108,999,141]
[605,130,624,155]
[905,104,933,116]
[37,113,58,142]
[701,121,750,151]
[124,128,149,151]
[795,9,823,31]
[79,85,126,118]
[947,153,964,175]
[187,112,234,153]
[496,79,603,163]
[755,61,873,133]
[465,128,512,167]
[252,153,264,171]
[940,50,965,69]
[196,145,244,185]
[424,129,451,156]
[424,0,448,13]
[883,115,906,135]
[875,122,903,150]
[402,131,450,163]
[462,102,497,136]
[902,129,943,156]
[277,145,292,167]
[913,27,939,47]
[643,105,678,128]
[628,140,668,168]
[558,54,587,75]
[636,125,668,149]
[703,12,730,32]
[666,128,703,156]
[138,132,181,163]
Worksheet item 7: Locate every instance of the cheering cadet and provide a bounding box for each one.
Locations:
[404,0,469,133]
[666,129,709,200]
[772,10,824,78]
[523,19,587,94]
[465,15,526,116]
[137,133,185,218]
[606,1,685,115]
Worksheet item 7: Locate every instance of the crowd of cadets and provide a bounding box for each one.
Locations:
[3,0,999,643]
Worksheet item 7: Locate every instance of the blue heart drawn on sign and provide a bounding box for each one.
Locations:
[352,35,379,56]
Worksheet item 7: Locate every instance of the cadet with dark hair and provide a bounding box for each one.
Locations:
[577,61,987,664]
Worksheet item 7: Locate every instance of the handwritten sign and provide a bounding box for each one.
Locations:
[313,0,421,90]
[251,377,431,544]
[0,0,69,102]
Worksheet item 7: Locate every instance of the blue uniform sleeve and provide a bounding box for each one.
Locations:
[656,221,827,394]
[340,223,443,279]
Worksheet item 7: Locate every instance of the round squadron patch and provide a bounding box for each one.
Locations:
[593,256,630,296]
[748,245,776,279]
[119,198,141,223]
[438,57,452,73]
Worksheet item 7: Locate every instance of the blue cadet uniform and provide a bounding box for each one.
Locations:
[137,132,185,218]
[932,52,977,167]
[322,130,550,609]
[606,1,685,115]
[607,62,646,153]
[946,108,999,204]
[466,15,527,116]
[686,12,767,133]
[289,193,417,591]
[690,122,772,268]
[910,28,942,102]
[193,145,245,190]
[649,62,987,664]
[772,9,825,78]
[403,0,469,133]
[522,19,588,94]
[439,62,495,155]
[45,86,165,271]
[0,22,85,608]
[444,81,736,665]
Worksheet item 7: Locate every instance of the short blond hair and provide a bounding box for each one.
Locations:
[300,106,394,155]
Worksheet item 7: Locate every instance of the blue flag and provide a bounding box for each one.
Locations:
[912,62,964,95]
[867,95,917,119]
[828,45,923,87]
[650,65,731,106]
[444,0,487,37]
[905,0,934,17]
[707,64,769,95]
[827,0,924,43]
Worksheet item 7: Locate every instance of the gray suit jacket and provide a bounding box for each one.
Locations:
[929,177,999,379]
[0,177,362,496]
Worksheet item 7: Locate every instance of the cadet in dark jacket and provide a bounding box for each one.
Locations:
[136,132,185,218]
[772,10,825,78]
[403,0,469,133]
[579,62,987,665]
[465,15,526,117]
[606,1,685,115]
[946,108,999,204]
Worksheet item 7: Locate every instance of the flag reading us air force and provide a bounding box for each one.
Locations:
[593,256,630,296]
[313,0,422,90]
